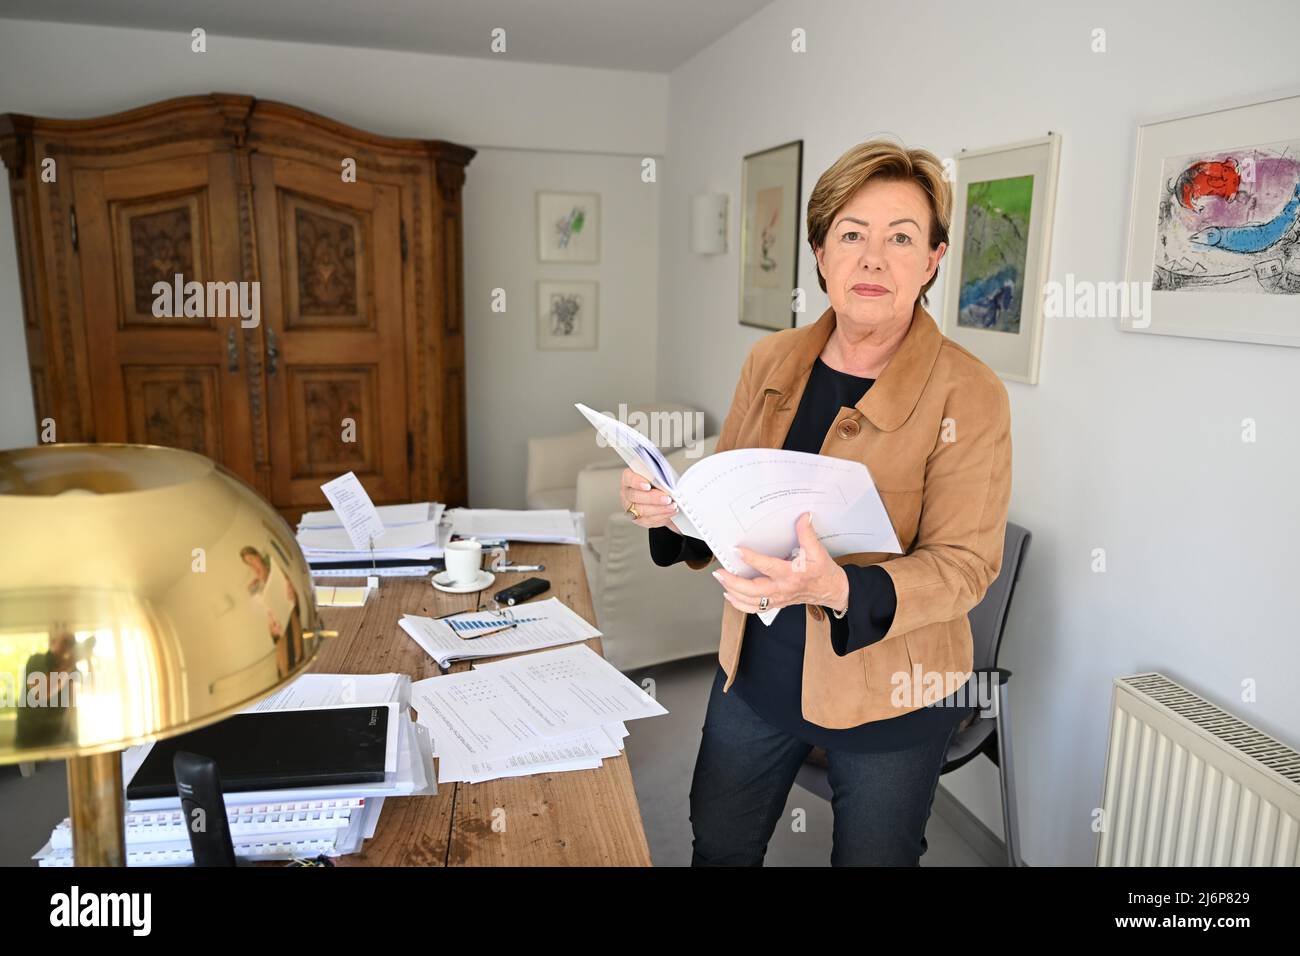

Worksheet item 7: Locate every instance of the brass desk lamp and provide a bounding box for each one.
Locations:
[0,444,331,865]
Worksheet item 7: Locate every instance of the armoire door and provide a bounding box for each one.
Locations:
[69,152,256,480]
[251,153,411,510]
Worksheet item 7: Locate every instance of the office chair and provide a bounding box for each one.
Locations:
[794,522,1031,867]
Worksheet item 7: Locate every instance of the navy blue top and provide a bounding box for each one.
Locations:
[649,355,972,752]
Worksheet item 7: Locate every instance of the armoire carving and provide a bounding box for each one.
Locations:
[0,93,474,519]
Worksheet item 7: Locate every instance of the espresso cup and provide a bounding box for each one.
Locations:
[444,538,483,585]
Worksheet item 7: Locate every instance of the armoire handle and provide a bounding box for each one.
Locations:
[226,328,239,372]
[266,328,279,376]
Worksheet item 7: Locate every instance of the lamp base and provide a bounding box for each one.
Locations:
[67,750,125,866]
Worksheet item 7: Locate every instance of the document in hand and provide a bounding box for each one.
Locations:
[574,402,902,625]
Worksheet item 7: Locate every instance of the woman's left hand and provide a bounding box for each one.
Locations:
[712,512,850,614]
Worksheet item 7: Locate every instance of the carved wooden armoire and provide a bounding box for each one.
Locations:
[0,93,474,518]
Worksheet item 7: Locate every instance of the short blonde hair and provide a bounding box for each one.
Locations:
[806,138,952,305]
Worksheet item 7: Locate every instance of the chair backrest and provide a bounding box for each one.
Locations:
[967,521,1030,672]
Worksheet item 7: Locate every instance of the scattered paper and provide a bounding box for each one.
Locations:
[409,644,666,767]
[246,673,405,712]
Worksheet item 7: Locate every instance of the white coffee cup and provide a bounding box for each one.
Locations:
[444,538,483,585]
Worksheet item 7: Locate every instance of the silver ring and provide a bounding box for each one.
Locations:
[758,596,769,612]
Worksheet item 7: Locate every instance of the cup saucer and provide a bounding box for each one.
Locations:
[431,569,495,593]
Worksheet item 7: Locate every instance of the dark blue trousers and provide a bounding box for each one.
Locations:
[689,665,957,866]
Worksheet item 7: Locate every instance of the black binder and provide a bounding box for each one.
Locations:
[126,705,391,799]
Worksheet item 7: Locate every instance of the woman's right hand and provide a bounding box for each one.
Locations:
[619,468,679,529]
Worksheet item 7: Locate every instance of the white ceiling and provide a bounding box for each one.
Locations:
[0,0,775,72]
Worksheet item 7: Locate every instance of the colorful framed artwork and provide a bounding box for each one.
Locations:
[537,280,598,350]
[1122,92,1300,346]
[940,133,1062,385]
[537,191,600,263]
[739,140,802,330]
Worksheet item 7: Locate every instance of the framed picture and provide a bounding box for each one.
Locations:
[940,133,1062,385]
[537,280,598,350]
[1122,92,1300,347]
[537,191,600,263]
[739,140,802,330]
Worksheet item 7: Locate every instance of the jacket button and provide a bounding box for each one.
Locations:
[836,418,860,440]
[809,605,824,622]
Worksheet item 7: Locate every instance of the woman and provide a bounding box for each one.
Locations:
[241,544,305,674]
[620,139,1012,866]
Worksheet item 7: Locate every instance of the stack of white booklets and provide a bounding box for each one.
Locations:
[573,402,903,625]
[410,643,667,785]
[444,507,584,544]
[296,501,446,576]
[32,673,436,866]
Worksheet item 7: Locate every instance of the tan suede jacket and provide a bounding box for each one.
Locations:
[683,298,1012,728]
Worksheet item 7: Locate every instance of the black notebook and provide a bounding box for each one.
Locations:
[126,705,391,800]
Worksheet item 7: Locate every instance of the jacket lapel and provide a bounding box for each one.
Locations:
[758,306,836,448]
[757,299,943,445]
[855,300,943,432]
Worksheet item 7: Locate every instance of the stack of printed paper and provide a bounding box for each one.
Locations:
[296,501,446,576]
[409,643,668,785]
[445,508,584,544]
[398,596,602,668]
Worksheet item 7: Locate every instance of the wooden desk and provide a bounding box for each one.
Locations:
[305,542,652,867]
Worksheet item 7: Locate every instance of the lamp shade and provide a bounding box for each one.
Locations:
[0,443,325,766]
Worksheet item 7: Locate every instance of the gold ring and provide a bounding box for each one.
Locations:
[627,503,640,520]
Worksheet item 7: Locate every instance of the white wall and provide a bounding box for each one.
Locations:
[463,147,660,508]
[0,19,667,494]
[658,0,1300,864]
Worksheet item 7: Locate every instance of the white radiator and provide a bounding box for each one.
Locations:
[1097,672,1300,866]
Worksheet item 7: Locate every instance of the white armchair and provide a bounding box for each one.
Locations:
[525,409,723,672]
[525,402,702,512]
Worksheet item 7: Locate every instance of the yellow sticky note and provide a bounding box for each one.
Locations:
[315,585,370,607]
